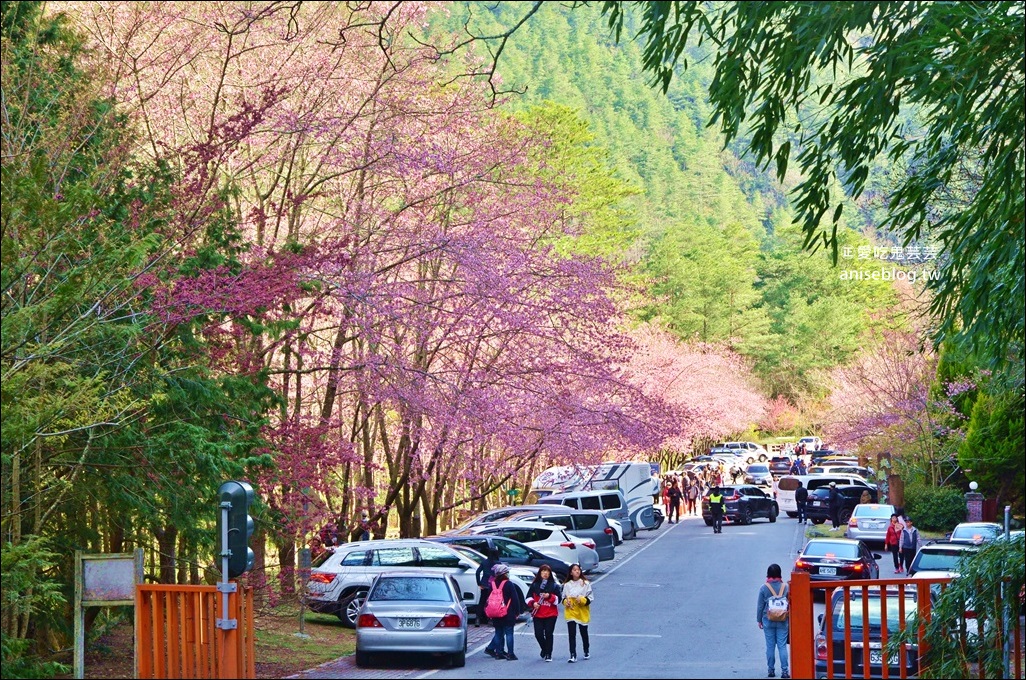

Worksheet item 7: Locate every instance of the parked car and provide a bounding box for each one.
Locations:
[845,503,897,545]
[442,504,562,535]
[462,520,600,572]
[815,584,920,679]
[426,535,572,581]
[701,484,779,526]
[710,441,768,464]
[809,464,874,478]
[743,462,774,487]
[775,474,876,518]
[502,508,616,560]
[805,484,878,525]
[536,489,637,539]
[947,522,1003,546]
[306,538,529,628]
[354,572,468,668]
[907,541,981,578]
[793,538,881,583]
[768,456,794,477]
[797,436,823,451]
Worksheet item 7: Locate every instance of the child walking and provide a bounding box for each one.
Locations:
[561,563,593,663]
[526,564,561,661]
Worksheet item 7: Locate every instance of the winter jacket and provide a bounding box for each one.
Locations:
[561,578,594,625]
[526,578,562,619]
[885,523,901,548]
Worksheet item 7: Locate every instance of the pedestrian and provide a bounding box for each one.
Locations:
[662,479,672,517]
[794,480,808,525]
[859,489,873,505]
[686,477,700,515]
[483,563,523,660]
[899,516,920,573]
[526,564,561,661]
[827,482,841,529]
[561,563,593,663]
[357,510,372,541]
[756,563,790,679]
[667,479,683,524]
[708,485,726,534]
[307,536,326,560]
[475,548,501,627]
[885,513,903,573]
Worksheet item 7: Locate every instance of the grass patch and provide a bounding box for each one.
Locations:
[253,604,355,669]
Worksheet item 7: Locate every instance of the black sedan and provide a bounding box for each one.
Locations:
[794,538,881,583]
[806,485,878,525]
[816,584,920,679]
[425,535,572,581]
[702,485,779,526]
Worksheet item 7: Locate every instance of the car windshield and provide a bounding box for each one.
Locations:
[748,465,769,473]
[951,525,1000,541]
[914,549,973,572]
[803,542,859,559]
[830,594,916,633]
[853,504,894,518]
[370,577,452,602]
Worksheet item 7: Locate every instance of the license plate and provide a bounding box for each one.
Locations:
[869,650,898,665]
[819,566,837,576]
[397,617,420,629]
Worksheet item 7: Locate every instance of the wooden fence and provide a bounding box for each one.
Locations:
[136,584,255,679]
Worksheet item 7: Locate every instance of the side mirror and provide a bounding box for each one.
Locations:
[463,592,475,601]
[872,553,882,559]
[817,613,824,625]
[457,562,473,570]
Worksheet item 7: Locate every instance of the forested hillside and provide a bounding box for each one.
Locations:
[436,2,897,399]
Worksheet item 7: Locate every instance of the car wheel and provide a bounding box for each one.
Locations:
[339,588,367,629]
[786,511,797,518]
[758,453,767,462]
[768,506,778,523]
[451,646,466,668]
[354,650,372,667]
[704,518,713,526]
[740,508,752,525]
[839,508,853,524]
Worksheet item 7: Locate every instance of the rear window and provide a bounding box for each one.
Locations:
[803,542,859,559]
[370,577,451,602]
[777,477,801,491]
[747,464,769,473]
[852,504,894,518]
[951,525,1000,541]
[830,594,916,633]
[771,457,791,464]
[575,514,599,530]
[915,549,975,571]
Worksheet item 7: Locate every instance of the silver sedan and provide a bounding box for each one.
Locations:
[355,572,468,668]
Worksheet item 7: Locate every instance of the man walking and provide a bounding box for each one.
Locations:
[667,479,683,524]
[900,516,920,573]
[827,482,841,529]
[794,481,809,524]
[708,486,725,534]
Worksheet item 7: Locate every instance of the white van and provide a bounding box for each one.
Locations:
[529,461,660,534]
[776,474,877,517]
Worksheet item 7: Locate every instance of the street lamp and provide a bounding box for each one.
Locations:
[969,481,979,491]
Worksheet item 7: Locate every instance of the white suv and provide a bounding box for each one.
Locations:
[713,441,768,464]
[305,538,528,628]
[467,520,601,572]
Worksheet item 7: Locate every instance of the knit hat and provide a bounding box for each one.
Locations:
[829,482,837,487]
[491,563,510,577]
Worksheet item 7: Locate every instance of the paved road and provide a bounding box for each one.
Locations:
[289,512,813,679]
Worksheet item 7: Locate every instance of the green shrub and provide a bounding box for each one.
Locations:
[903,484,966,532]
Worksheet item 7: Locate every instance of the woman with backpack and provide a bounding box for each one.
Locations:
[561,563,593,663]
[483,563,523,661]
[526,564,562,661]
[756,563,790,679]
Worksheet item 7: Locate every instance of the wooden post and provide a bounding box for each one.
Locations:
[789,571,815,679]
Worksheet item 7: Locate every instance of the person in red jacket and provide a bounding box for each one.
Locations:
[885,514,903,573]
[526,564,562,662]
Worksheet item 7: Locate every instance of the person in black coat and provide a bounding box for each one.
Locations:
[794,481,809,525]
[475,548,501,626]
[828,482,841,529]
[483,564,524,660]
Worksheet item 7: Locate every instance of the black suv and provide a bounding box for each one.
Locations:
[806,485,878,525]
[702,485,779,526]
[768,456,793,476]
